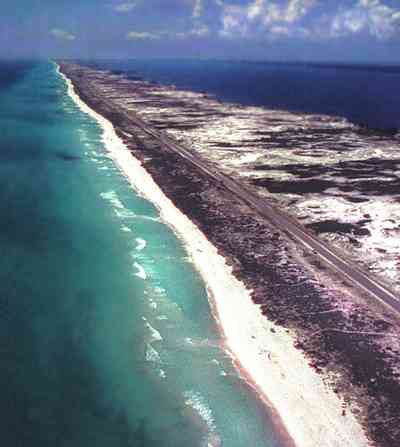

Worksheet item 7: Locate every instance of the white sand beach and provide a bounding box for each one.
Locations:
[57,63,372,447]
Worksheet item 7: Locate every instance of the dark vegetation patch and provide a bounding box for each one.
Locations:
[306,219,371,236]
[344,196,370,203]
[252,178,336,194]
[254,157,400,180]
[356,126,399,137]
[251,156,400,196]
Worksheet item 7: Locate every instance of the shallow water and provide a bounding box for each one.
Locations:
[0,60,285,446]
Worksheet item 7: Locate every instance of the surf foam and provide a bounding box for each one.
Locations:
[57,62,371,447]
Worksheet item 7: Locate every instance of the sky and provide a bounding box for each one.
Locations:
[2,0,400,62]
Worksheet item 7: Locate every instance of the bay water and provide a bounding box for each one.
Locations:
[85,59,400,130]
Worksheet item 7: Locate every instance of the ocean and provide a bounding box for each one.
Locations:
[0,60,284,446]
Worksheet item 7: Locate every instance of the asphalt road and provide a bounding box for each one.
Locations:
[125,110,400,318]
[65,64,400,319]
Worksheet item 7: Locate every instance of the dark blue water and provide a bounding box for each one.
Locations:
[83,59,400,130]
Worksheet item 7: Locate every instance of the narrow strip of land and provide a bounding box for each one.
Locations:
[109,93,400,318]
[59,61,400,447]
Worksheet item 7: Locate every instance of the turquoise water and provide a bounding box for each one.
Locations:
[0,60,284,446]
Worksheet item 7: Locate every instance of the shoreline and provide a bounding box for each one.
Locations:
[55,62,294,446]
[55,62,372,447]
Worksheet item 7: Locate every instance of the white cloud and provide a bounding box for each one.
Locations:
[257,0,318,25]
[248,0,265,21]
[114,2,136,13]
[270,25,291,36]
[192,0,204,18]
[329,0,400,40]
[190,23,210,37]
[126,25,210,41]
[219,4,249,37]
[126,31,160,40]
[285,0,318,23]
[50,28,76,41]
[219,0,317,39]
[185,23,210,37]
[217,0,400,41]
